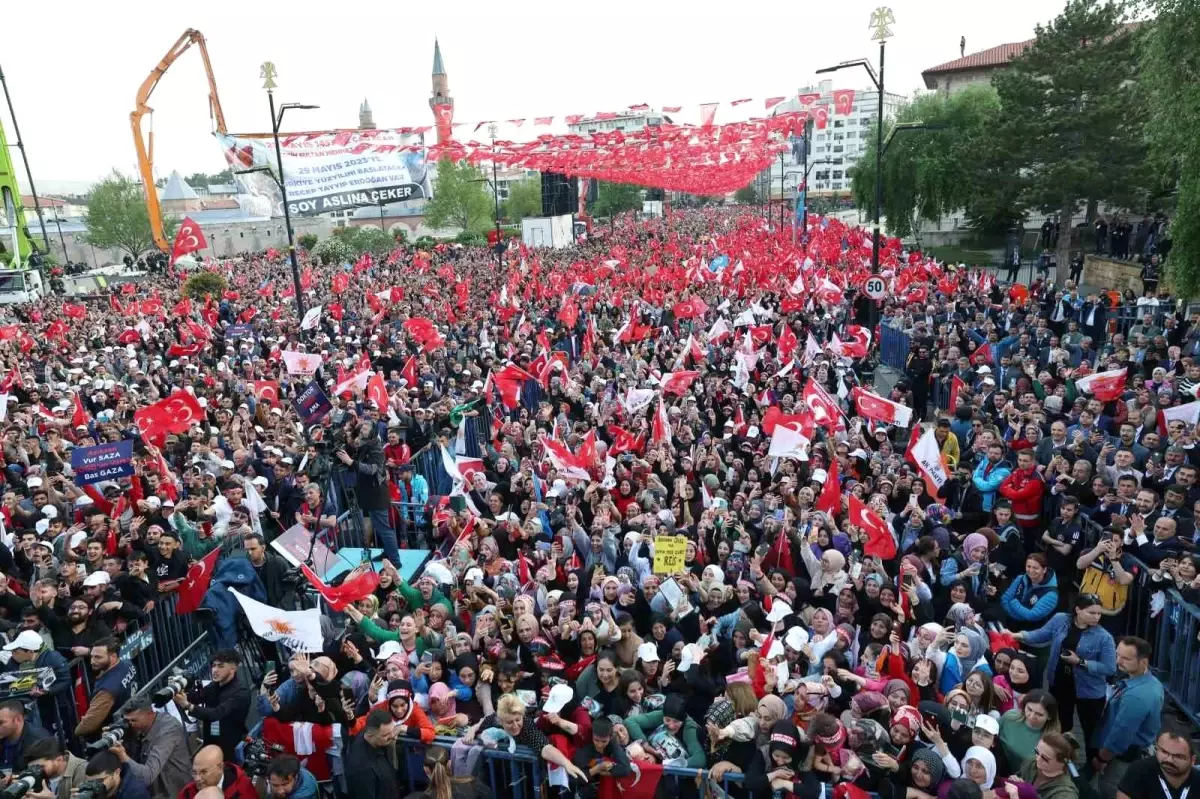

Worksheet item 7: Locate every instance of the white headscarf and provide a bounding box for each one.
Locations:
[962,745,996,789]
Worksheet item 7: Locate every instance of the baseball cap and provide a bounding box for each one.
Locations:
[542,683,574,714]
[974,715,1000,735]
[4,630,44,651]
[83,571,111,587]
[636,642,660,663]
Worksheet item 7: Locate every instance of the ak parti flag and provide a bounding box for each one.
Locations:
[176,548,220,614]
[848,493,897,560]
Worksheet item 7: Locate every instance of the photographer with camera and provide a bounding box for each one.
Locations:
[0,700,50,775]
[178,747,255,799]
[334,421,400,565]
[263,756,317,799]
[23,738,86,799]
[75,640,134,741]
[108,697,189,799]
[77,750,149,799]
[172,651,249,763]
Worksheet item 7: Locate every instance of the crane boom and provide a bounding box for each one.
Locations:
[131,29,227,252]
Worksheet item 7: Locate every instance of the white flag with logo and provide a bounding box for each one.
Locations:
[230,588,324,652]
[282,350,323,377]
[908,428,949,490]
[623,387,656,415]
[300,305,323,331]
[767,424,810,461]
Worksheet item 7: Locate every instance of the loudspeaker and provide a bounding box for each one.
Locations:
[541,172,577,216]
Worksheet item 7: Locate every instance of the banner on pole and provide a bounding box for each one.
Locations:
[218,130,433,218]
[71,441,135,485]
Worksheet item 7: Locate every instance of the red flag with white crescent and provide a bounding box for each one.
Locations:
[852,387,913,427]
[948,375,968,412]
[659,370,700,397]
[253,381,280,406]
[815,458,840,516]
[848,493,897,560]
[170,217,208,264]
[366,372,389,410]
[176,548,220,614]
[1074,367,1128,403]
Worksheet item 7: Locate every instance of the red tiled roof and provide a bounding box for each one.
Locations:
[922,39,1033,76]
[19,195,66,208]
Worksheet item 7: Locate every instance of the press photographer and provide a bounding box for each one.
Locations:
[77,751,150,799]
[108,697,190,799]
[333,421,399,564]
[172,651,249,762]
[23,738,86,799]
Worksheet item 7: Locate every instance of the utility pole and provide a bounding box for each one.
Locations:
[489,123,502,263]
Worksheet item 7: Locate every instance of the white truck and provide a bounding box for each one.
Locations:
[0,269,45,304]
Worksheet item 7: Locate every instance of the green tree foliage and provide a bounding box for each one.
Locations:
[185,169,234,189]
[331,227,397,257]
[991,0,1146,266]
[297,233,318,251]
[504,178,542,221]
[850,85,1008,239]
[734,184,760,204]
[1141,0,1200,296]
[182,270,227,299]
[83,170,158,258]
[591,181,643,218]
[422,160,493,233]
[312,236,355,265]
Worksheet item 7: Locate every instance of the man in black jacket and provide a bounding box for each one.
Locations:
[345,709,399,799]
[243,535,292,609]
[174,649,250,763]
[335,421,399,564]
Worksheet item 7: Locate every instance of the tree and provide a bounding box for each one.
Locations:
[331,227,397,257]
[186,169,234,188]
[991,0,1147,269]
[312,237,355,266]
[298,233,319,251]
[422,160,493,233]
[734,183,760,204]
[1141,0,1200,297]
[182,271,227,299]
[591,181,643,218]
[83,170,159,258]
[850,85,1010,239]
[504,178,542,221]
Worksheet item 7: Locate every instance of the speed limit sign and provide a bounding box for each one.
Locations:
[863,276,887,300]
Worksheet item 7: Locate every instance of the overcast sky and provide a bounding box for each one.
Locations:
[5,0,1066,191]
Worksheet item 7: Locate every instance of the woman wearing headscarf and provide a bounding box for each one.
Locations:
[928,627,992,695]
[938,533,992,605]
[809,712,867,784]
[744,720,822,798]
[880,745,948,799]
[800,531,851,604]
[937,747,996,799]
[707,693,787,783]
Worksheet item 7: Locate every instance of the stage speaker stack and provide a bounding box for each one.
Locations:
[540,172,577,216]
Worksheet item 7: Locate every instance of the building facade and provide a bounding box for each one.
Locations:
[921,39,1033,97]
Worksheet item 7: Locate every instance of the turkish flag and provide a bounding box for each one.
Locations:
[659,370,700,396]
[777,323,799,362]
[109,294,123,315]
[121,283,137,296]
[815,458,840,515]
[780,297,806,313]
[493,364,538,409]
[969,343,993,366]
[814,105,831,130]
[366,372,388,409]
[848,494,897,560]
[401,356,419,387]
[71,392,90,430]
[332,273,349,294]
[201,308,218,328]
[116,328,139,345]
[176,548,220,614]
[173,296,192,316]
[749,324,775,347]
[672,300,701,319]
[170,217,208,264]
[832,89,856,116]
[167,342,203,358]
[608,425,645,455]
[147,391,206,435]
[328,303,344,321]
[300,268,314,291]
[803,379,843,431]
[257,282,275,298]
[299,564,380,612]
[842,325,872,358]
[558,299,579,330]
[253,381,280,406]
[1074,367,1127,402]
[62,303,86,320]
[186,320,210,342]
[852,387,913,427]
[222,290,240,302]
[140,299,163,316]
[0,325,18,341]
[948,375,968,412]
[239,306,258,323]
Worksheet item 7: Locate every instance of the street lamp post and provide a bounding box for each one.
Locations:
[817,6,893,327]
[489,124,502,263]
[261,61,318,321]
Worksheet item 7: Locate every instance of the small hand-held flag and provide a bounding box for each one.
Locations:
[170,217,208,264]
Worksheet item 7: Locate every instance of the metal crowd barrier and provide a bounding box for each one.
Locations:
[880,325,911,370]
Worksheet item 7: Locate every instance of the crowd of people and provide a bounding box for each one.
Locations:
[0,206,1195,799]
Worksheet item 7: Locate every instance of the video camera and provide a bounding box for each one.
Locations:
[1,765,44,799]
[73,779,109,799]
[240,737,284,779]
[151,674,194,708]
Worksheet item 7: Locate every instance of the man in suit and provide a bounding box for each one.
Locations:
[1079,294,1108,344]
[1147,485,1195,542]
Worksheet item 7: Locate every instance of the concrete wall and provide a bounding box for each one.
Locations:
[1083,254,1142,293]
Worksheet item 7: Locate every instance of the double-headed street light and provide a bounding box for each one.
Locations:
[261,61,318,321]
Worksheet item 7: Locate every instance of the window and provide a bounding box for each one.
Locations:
[833,133,844,141]
[833,120,844,128]
[815,170,830,180]
[832,181,843,189]
[833,146,843,153]
[833,170,843,179]
[860,117,872,127]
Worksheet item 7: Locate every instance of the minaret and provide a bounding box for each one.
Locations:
[358,98,375,130]
[429,39,454,145]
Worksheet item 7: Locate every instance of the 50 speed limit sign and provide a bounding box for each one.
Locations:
[863,276,887,300]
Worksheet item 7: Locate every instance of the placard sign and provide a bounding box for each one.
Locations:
[292,380,332,425]
[653,536,688,574]
[71,440,135,485]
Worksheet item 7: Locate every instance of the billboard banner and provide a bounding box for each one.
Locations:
[218,130,433,218]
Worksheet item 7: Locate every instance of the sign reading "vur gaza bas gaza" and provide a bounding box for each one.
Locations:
[70,440,135,485]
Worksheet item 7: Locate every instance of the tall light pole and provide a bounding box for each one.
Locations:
[488,123,502,263]
[817,6,893,327]
[261,61,318,321]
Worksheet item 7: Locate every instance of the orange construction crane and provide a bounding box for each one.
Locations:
[131,29,228,252]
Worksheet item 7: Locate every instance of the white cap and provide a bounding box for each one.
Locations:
[811,468,828,484]
[143,496,161,509]
[982,377,996,386]
[784,626,810,652]
[35,519,50,535]
[69,531,88,549]
[766,599,793,623]
[542,683,574,714]
[976,365,992,373]
[83,571,111,587]
[974,715,1000,735]
[636,642,661,663]
[41,505,58,520]
[766,639,785,659]
[373,640,404,661]
[251,476,269,487]
[745,426,760,439]
[677,643,706,673]
[546,479,567,498]
[465,567,484,585]
[4,630,44,651]
[26,477,43,489]
[850,448,870,460]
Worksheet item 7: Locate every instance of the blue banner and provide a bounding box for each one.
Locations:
[71,440,135,485]
[293,380,332,425]
[224,324,256,339]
